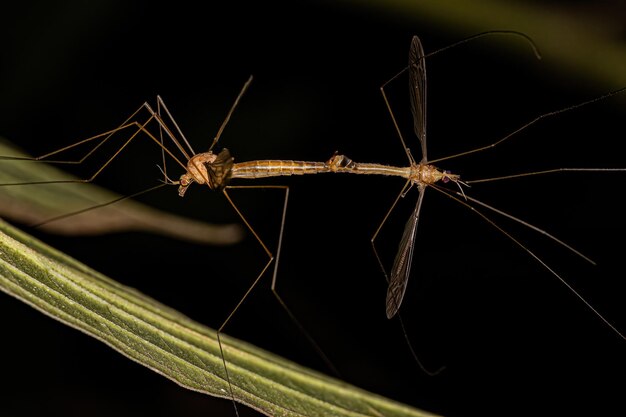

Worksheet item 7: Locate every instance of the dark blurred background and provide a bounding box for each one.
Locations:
[1,1,626,416]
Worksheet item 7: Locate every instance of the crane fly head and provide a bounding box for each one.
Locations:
[441,170,469,199]
[176,151,224,197]
[177,174,194,197]
[441,170,459,184]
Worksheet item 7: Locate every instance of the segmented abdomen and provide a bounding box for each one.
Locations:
[231,160,329,179]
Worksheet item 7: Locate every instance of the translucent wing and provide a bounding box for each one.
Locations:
[205,148,234,191]
[409,36,428,162]
[386,186,426,318]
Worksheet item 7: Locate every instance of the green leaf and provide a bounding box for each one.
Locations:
[0,138,243,244]
[0,218,440,417]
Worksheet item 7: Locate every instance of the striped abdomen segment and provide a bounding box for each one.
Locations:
[231,160,329,179]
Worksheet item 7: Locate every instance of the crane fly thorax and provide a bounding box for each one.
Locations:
[178,152,219,196]
[413,163,459,185]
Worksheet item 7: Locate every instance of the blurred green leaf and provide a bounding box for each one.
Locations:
[346,0,626,89]
[0,138,242,244]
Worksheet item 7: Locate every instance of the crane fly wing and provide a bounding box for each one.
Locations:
[409,35,428,163]
[386,187,426,319]
[206,148,234,191]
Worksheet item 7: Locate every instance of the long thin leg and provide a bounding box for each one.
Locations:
[379,84,415,165]
[208,76,254,152]
[216,184,338,416]
[430,183,626,341]
[381,31,541,92]
[217,186,274,417]
[467,167,626,184]
[370,179,412,289]
[0,102,188,187]
[155,97,193,184]
[428,87,626,165]
[156,96,195,160]
[265,184,341,377]
[459,190,596,265]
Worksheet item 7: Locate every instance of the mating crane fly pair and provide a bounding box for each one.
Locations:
[3,33,626,385]
[166,36,464,320]
[3,32,626,417]
[165,34,625,327]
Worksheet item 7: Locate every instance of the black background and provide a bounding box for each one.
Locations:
[1,1,626,417]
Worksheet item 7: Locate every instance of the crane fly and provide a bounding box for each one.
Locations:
[371,36,626,325]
